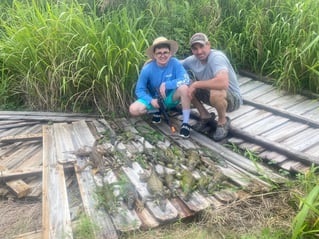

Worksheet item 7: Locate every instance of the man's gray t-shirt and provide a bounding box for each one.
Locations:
[182,49,242,103]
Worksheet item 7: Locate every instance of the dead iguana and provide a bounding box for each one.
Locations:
[145,164,166,212]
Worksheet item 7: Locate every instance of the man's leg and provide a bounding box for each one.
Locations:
[210,89,231,141]
[210,89,227,125]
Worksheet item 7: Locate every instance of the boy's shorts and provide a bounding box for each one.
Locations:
[137,90,180,111]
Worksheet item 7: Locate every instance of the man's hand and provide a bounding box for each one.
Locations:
[188,82,197,99]
[151,99,160,109]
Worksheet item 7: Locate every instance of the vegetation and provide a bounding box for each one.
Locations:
[0,0,319,238]
[0,0,318,114]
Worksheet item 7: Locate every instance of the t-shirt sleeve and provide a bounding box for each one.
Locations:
[165,58,190,90]
[135,67,153,104]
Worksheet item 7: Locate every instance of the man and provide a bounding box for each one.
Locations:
[129,37,192,138]
[182,33,242,141]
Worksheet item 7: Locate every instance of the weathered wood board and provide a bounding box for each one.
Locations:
[42,125,73,239]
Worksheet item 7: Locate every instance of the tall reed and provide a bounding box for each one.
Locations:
[217,0,319,94]
[0,0,152,114]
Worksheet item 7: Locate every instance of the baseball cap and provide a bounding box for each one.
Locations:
[189,33,209,46]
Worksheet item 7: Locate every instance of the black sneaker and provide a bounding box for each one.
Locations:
[180,123,191,138]
[152,112,161,124]
[213,117,230,141]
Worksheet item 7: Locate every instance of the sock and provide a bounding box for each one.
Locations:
[182,109,191,124]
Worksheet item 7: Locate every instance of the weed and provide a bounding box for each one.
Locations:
[73,213,99,239]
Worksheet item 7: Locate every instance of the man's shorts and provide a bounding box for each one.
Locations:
[137,90,180,111]
[195,88,241,112]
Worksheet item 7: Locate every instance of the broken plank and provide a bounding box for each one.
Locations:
[71,120,96,149]
[6,179,31,198]
[75,159,118,239]
[53,123,77,164]
[42,125,73,239]
[0,133,42,143]
[135,206,160,230]
[178,190,211,212]
[0,166,42,181]
[169,197,194,218]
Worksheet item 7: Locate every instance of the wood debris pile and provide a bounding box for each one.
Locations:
[0,113,285,238]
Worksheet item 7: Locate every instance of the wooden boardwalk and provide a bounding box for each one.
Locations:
[230,76,319,173]
[0,75,318,238]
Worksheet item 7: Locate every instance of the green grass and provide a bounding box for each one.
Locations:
[0,0,318,113]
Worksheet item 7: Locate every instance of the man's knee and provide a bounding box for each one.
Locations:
[210,90,227,106]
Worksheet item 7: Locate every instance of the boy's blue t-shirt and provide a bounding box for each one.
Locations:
[135,57,190,104]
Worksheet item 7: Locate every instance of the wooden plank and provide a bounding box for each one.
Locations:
[53,123,77,164]
[241,115,289,135]
[135,206,160,230]
[281,128,319,151]
[71,120,96,148]
[16,146,43,169]
[227,105,255,120]
[280,160,309,173]
[42,125,73,239]
[6,179,32,198]
[260,121,309,142]
[169,197,194,218]
[251,89,285,104]
[0,122,41,130]
[302,107,319,121]
[234,141,265,154]
[239,80,268,95]
[0,110,98,122]
[304,144,319,157]
[5,143,41,169]
[0,166,42,181]
[25,177,43,198]
[75,160,118,239]
[230,126,319,165]
[231,109,272,129]
[258,151,288,164]
[237,76,253,86]
[266,94,307,109]
[244,99,319,129]
[179,191,211,212]
[287,99,319,115]
[0,133,42,143]
[103,170,142,232]
[242,84,274,100]
[189,129,286,184]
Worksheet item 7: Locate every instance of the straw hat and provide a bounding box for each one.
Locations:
[145,37,178,59]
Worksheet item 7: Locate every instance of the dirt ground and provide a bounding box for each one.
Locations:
[0,198,42,239]
[0,188,296,239]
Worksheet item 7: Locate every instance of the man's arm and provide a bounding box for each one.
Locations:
[188,69,229,98]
